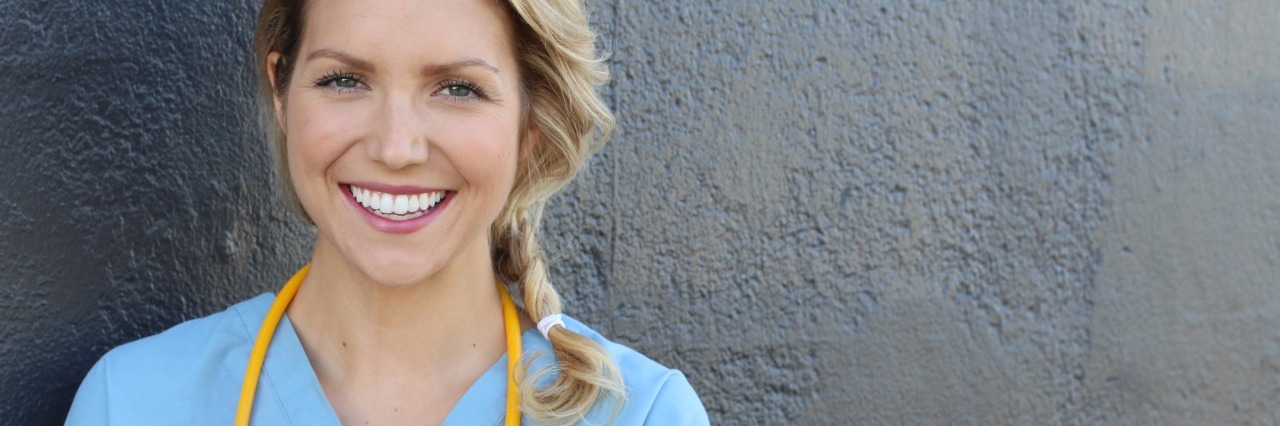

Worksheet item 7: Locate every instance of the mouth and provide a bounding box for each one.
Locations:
[347,184,450,221]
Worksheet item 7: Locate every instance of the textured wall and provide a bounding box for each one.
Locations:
[2,0,1278,425]
[1081,1,1280,423]
[0,1,314,423]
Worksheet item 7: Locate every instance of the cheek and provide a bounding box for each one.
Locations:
[437,115,521,194]
[283,99,361,199]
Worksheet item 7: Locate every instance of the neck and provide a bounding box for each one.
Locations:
[286,234,507,389]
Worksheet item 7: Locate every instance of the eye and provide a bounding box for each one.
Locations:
[436,80,485,101]
[314,71,367,93]
[331,77,360,89]
[441,85,473,97]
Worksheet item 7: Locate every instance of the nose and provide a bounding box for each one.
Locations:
[368,93,429,170]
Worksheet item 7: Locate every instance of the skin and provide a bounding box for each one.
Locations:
[266,0,534,423]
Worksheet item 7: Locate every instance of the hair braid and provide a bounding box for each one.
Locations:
[492,204,624,424]
[487,0,626,421]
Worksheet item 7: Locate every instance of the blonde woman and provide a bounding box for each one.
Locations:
[66,0,708,424]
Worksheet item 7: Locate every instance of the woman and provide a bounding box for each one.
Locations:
[66,0,708,424]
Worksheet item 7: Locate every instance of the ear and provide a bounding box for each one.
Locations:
[266,51,287,131]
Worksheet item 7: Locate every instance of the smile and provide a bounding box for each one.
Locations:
[348,184,448,222]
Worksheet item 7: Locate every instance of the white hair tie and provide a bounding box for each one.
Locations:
[537,314,564,339]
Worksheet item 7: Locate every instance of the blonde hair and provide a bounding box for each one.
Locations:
[254,0,624,423]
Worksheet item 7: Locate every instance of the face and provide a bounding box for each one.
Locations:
[272,0,524,287]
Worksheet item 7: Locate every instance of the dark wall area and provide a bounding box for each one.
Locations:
[4,1,1279,424]
[1,2,312,423]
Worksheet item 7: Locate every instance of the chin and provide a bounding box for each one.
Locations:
[356,256,445,289]
[340,244,450,286]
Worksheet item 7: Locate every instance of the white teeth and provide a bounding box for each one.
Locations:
[379,193,393,214]
[393,195,409,214]
[347,185,446,218]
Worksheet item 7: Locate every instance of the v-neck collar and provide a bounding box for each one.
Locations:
[246,294,551,425]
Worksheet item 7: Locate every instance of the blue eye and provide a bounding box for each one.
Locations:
[437,80,485,100]
[332,77,359,89]
[441,85,473,97]
[314,71,365,93]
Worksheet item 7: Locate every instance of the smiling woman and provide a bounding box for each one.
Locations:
[64,0,708,425]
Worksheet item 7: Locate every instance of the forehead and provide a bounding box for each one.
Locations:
[300,0,516,68]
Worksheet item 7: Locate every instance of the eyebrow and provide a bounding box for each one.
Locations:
[422,58,500,76]
[304,48,500,76]
[305,48,375,72]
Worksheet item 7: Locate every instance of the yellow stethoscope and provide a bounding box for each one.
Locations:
[234,265,523,426]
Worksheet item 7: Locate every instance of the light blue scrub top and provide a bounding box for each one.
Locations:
[66,293,709,425]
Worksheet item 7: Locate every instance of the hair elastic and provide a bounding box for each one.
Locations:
[537,313,564,339]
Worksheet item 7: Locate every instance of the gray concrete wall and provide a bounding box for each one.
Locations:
[2,0,1277,424]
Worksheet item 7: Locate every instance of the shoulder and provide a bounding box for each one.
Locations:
[93,293,272,379]
[559,316,710,426]
[66,294,275,425]
[110,293,269,362]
